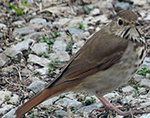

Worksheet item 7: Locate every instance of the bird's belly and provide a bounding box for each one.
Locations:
[76,42,146,95]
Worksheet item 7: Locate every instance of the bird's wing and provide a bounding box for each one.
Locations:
[50,28,129,87]
[15,28,129,118]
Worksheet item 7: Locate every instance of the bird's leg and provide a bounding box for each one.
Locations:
[95,93,146,116]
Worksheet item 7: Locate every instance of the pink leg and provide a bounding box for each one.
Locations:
[95,94,147,116]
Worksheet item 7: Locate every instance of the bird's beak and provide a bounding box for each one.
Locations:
[132,21,140,26]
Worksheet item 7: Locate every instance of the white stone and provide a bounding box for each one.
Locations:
[30,18,46,24]
[90,8,100,16]
[28,54,50,67]
[122,85,135,93]
[140,79,150,88]
[15,39,35,51]
[31,42,48,55]
[53,40,67,52]
[0,104,13,114]
[55,98,83,109]
[0,91,11,104]
[2,108,17,118]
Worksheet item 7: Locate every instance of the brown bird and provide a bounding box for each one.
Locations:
[15,10,147,118]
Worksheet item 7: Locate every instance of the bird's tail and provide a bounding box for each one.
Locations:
[14,80,77,118]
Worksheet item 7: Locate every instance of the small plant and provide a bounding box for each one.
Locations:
[40,53,49,58]
[11,102,16,105]
[11,55,18,61]
[45,108,54,114]
[52,31,60,38]
[5,96,10,101]
[8,3,23,15]
[21,37,25,41]
[83,5,91,14]
[66,37,75,52]
[49,60,60,68]
[137,67,149,76]
[78,23,85,30]
[134,90,140,97]
[59,95,65,99]
[133,83,141,90]
[21,0,29,8]
[81,96,96,106]
[66,45,72,52]
[70,107,77,114]
[40,36,54,45]
[48,68,54,74]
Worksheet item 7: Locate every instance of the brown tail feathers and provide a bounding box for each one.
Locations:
[15,86,56,118]
[15,79,80,118]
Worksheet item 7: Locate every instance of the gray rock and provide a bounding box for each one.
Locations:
[54,110,68,118]
[42,22,52,29]
[72,40,85,54]
[115,2,131,10]
[2,108,17,118]
[55,32,67,41]
[13,20,26,26]
[143,57,150,66]
[4,46,22,57]
[121,98,129,105]
[13,27,34,36]
[41,96,59,107]
[30,18,46,24]
[0,23,7,30]
[103,92,120,100]
[28,54,51,67]
[49,51,70,62]
[140,113,150,118]
[122,85,135,93]
[138,87,147,94]
[0,53,9,67]
[140,79,150,88]
[58,18,71,26]
[140,101,150,109]
[0,105,14,116]
[123,95,134,104]
[15,39,35,51]
[0,32,3,39]
[21,68,32,76]
[23,32,48,40]
[144,14,150,20]
[90,8,100,16]
[52,22,62,29]
[67,28,84,35]
[34,67,49,75]
[0,91,11,104]
[67,17,83,28]
[134,0,146,5]
[28,81,45,93]
[134,74,145,82]
[55,98,83,109]
[76,102,103,114]
[53,40,67,52]
[9,94,19,104]
[95,15,108,23]
[1,66,14,75]
[31,42,48,55]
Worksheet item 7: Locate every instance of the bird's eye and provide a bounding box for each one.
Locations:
[118,18,123,25]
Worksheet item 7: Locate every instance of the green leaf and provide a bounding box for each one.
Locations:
[21,0,29,8]
[137,67,149,76]
[8,3,23,15]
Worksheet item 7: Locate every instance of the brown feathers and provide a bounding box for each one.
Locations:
[15,10,144,118]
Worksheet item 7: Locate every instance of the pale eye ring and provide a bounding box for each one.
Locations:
[118,18,123,25]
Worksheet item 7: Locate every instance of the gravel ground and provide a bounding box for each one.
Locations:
[0,0,150,118]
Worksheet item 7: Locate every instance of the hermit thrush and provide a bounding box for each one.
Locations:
[15,10,147,118]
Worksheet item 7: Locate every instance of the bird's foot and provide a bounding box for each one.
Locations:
[95,94,148,116]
